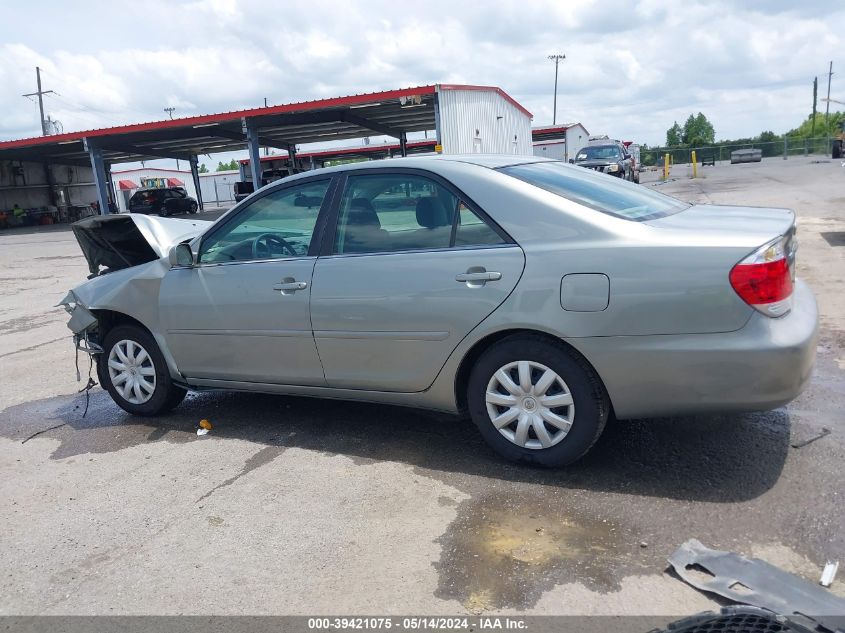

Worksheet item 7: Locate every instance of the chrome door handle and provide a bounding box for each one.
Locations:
[273,278,308,295]
[455,271,502,283]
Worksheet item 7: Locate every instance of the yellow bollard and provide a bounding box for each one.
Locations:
[691,150,698,179]
[663,153,670,180]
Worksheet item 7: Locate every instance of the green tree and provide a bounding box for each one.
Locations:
[785,111,844,139]
[665,121,682,147]
[682,112,715,146]
[198,163,209,173]
[216,159,239,171]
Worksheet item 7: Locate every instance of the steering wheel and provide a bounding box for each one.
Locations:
[251,233,297,259]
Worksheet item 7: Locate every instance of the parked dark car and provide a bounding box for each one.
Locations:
[128,188,198,216]
[572,143,636,181]
[233,181,255,203]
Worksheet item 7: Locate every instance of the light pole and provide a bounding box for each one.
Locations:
[548,54,565,125]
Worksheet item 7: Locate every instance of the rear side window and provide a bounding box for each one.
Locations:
[500,161,688,221]
[333,173,507,254]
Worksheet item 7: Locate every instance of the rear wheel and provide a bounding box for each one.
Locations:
[467,335,609,467]
[98,324,186,416]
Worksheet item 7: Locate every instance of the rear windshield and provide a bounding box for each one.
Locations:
[499,161,688,221]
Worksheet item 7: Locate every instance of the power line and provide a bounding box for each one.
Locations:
[43,92,126,128]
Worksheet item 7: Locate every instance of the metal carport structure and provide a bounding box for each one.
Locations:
[0,85,446,214]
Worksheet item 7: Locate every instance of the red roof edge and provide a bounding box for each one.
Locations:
[0,85,439,151]
[437,84,533,119]
[532,124,575,135]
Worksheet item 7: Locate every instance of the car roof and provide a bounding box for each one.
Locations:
[280,153,553,184]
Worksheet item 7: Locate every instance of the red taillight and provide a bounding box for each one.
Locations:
[729,235,794,317]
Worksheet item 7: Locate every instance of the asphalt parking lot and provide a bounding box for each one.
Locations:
[1,157,844,617]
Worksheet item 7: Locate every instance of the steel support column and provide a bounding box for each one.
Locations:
[243,118,263,190]
[287,145,298,174]
[190,155,204,211]
[399,132,408,157]
[84,138,110,215]
[433,92,442,149]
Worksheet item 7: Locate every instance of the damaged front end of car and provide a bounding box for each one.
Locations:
[59,214,211,380]
[57,289,105,396]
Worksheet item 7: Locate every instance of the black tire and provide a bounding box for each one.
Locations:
[833,141,842,159]
[188,202,198,214]
[467,335,609,467]
[159,208,169,217]
[98,324,186,416]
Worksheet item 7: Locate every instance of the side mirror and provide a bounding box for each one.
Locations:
[168,243,195,268]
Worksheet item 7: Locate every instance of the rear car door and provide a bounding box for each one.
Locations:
[310,169,525,392]
[159,177,335,385]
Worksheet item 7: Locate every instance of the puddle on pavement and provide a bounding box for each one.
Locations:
[435,490,637,611]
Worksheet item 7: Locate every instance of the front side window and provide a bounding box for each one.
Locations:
[500,161,688,221]
[333,173,508,255]
[199,180,330,263]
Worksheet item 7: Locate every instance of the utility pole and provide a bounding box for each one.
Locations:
[825,61,833,129]
[263,98,269,156]
[812,77,818,137]
[164,108,179,170]
[548,54,565,125]
[22,66,55,136]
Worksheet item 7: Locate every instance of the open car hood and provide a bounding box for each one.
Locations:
[72,214,211,276]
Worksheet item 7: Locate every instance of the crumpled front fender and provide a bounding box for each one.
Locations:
[57,290,98,335]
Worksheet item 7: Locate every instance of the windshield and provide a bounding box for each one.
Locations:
[499,161,689,221]
[576,145,622,161]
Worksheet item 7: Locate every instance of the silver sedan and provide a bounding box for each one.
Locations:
[61,155,818,466]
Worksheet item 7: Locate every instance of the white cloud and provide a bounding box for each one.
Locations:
[0,0,842,153]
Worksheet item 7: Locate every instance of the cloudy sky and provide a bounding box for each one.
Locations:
[1,0,842,165]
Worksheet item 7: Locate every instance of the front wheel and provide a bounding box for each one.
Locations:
[467,335,609,467]
[98,324,186,416]
[188,202,198,214]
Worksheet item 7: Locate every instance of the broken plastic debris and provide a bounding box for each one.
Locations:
[196,428,210,436]
[199,419,212,430]
[821,561,839,587]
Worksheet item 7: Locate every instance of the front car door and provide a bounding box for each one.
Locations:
[159,177,335,385]
[310,169,525,392]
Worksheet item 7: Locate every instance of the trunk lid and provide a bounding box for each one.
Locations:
[644,204,795,247]
[72,214,211,276]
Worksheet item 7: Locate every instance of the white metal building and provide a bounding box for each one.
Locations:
[532,123,590,161]
[436,85,533,155]
[198,170,238,206]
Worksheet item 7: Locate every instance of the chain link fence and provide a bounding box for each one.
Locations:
[640,137,835,167]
